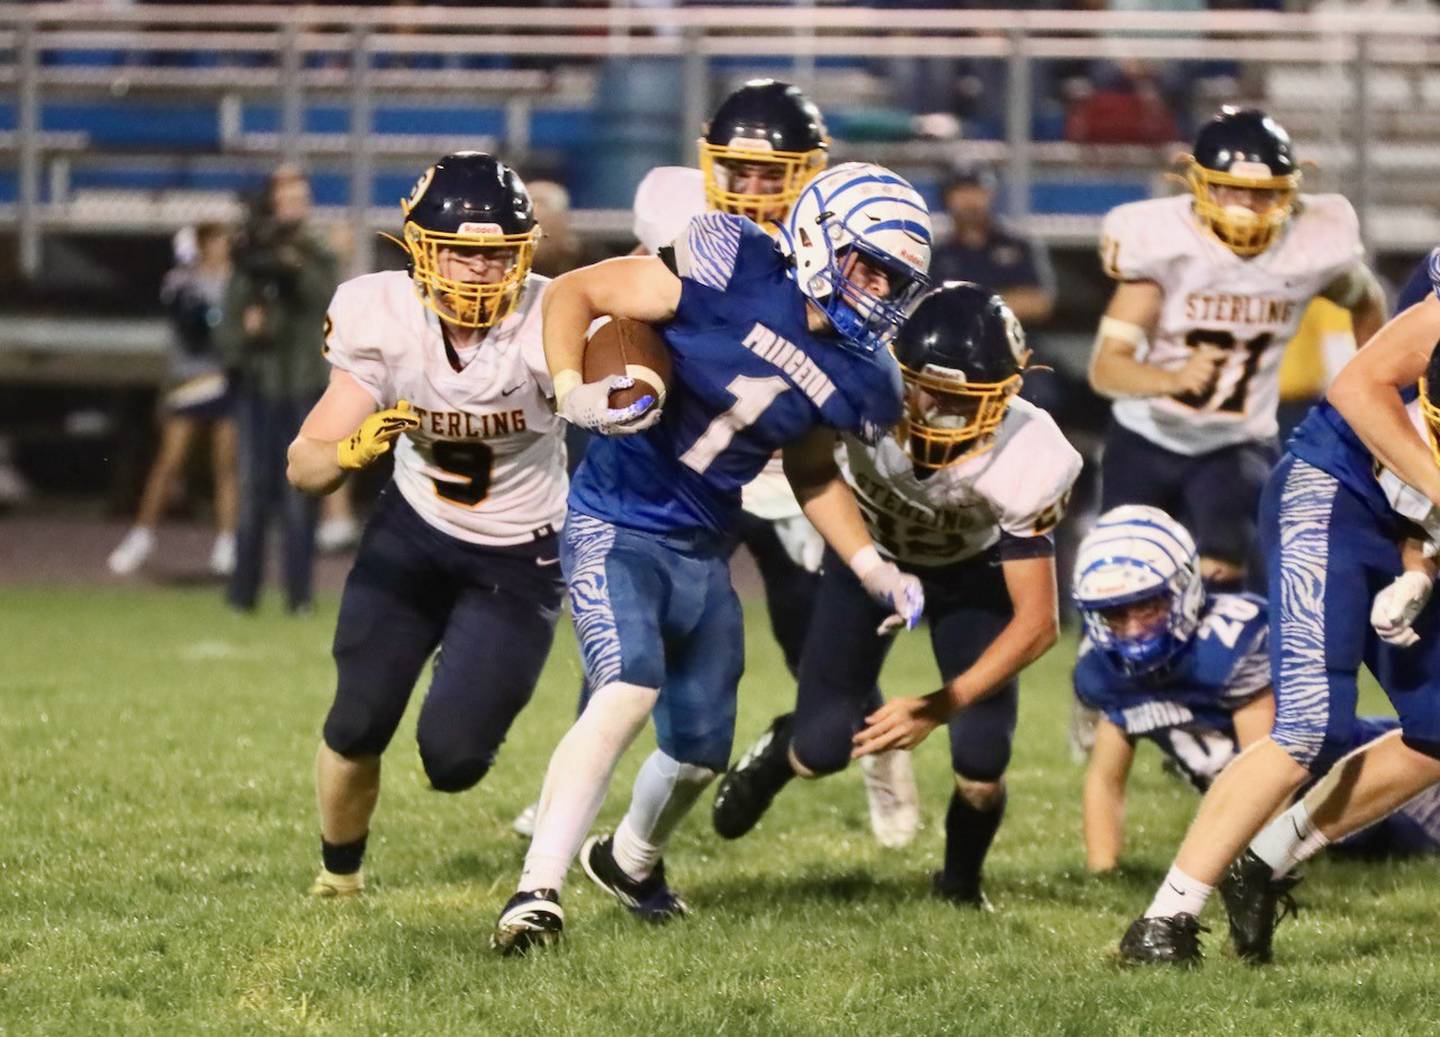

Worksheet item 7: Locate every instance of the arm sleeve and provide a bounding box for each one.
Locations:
[322,282,391,407]
[989,410,1084,542]
[672,212,752,292]
[1222,614,1271,703]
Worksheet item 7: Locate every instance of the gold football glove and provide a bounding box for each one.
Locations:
[337,400,420,470]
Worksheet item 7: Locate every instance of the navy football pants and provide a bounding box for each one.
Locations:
[1100,420,1277,573]
[792,548,1018,781]
[323,489,564,792]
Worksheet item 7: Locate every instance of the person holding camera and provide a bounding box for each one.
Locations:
[218,167,339,613]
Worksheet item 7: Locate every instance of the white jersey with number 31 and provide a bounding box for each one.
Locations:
[1101,193,1364,456]
[323,270,567,546]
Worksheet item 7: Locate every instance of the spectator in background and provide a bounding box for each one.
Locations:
[528,179,606,277]
[218,167,338,614]
[108,222,238,577]
[930,163,1056,326]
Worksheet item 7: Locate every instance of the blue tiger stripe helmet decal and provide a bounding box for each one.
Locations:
[780,162,932,354]
[1073,505,1206,677]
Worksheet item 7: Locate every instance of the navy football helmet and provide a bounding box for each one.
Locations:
[1185,107,1300,256]
[891,281,1028,469]
[395,152,539,328]
[699,79,828,224]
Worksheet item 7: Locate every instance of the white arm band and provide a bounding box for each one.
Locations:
[553,369,582,406]
[1096,316,1146,348]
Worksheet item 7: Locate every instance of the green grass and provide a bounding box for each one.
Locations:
[0,585,1432,1035]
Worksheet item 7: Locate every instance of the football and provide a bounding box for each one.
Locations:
[583,317,672,410]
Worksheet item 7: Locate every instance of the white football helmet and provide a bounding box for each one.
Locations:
[779,161,932,354]
[1073,505,1205,676]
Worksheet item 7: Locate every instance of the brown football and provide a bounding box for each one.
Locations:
[583,318,672,410]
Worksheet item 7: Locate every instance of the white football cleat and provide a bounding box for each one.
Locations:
[511,800,538,838]
[860,748,920,849]
[209,531,236,576]
[107,527,156,575]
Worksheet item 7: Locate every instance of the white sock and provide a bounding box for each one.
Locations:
[1144,864,1214,919]
[1249,800,1329,878]
[611,750,715,881]
[518,682,658,893]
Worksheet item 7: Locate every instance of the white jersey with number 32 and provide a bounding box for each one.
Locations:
[839,398,1082,567]
[323,270,567,546]
[1101,193,1364,456]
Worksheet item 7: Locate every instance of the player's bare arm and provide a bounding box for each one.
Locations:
[781,426,874,563]
[287,368,415,496]
[852,553,1058,756]
[1083,717,1135,872]
[1231,688,1276,749]
[783,426,924,632]
[542,256,681,385]
[1319,262,1387,349]
[1328,293,1440,506]
[1088,280,1224,400]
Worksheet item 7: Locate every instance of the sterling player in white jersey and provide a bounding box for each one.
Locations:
[1089,106,1385,591]
[714,283,1080,907]
[284,153,641,897]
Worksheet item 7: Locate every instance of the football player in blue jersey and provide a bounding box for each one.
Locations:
[491,162,933,954]
[712,282,1081,908]
[1117,249,1440,966]
[1072,506,1440,877]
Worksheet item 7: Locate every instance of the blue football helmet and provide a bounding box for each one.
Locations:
[780,161,932,354]
[1073,505,1205,677]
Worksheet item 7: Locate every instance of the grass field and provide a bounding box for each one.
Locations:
[2,584,1434,1035]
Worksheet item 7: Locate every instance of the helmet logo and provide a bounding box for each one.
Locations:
[727,136,775,153]
[457,222,503,235]
[402,166,436,215]
[1002,310,1026,364]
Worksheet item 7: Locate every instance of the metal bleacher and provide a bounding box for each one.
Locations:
[2,3,1440,382]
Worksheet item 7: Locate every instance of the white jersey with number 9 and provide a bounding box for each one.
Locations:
[323,270,567,546]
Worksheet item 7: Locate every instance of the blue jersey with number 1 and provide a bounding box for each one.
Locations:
[569,213,904,536]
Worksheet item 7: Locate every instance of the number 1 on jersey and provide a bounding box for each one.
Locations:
[680,374,789,474]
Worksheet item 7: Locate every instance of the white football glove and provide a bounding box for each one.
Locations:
[557,374,662,436]
[851,546,925,635]
[1370,569,1434,648]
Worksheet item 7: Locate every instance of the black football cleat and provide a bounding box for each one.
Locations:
[581,834,690,924]
[932,871,994,912]
[1118,913,1208,966]
[1219,848,1302,964]
[490,888,564,956]
[712,713,795,840]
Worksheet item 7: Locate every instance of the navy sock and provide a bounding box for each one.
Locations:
[942,788,1006,891]
[321,834,368,875]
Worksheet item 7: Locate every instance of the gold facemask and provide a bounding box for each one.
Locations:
[1185,159,1299,257]
[392,222,540,329]
[896,362,1024,471]
[1419,377,1440,469]
[697,138,827,225]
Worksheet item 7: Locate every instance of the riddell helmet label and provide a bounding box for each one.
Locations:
[727,137,776,153]
[457,222,504,235]
[1226,160,1273,179]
